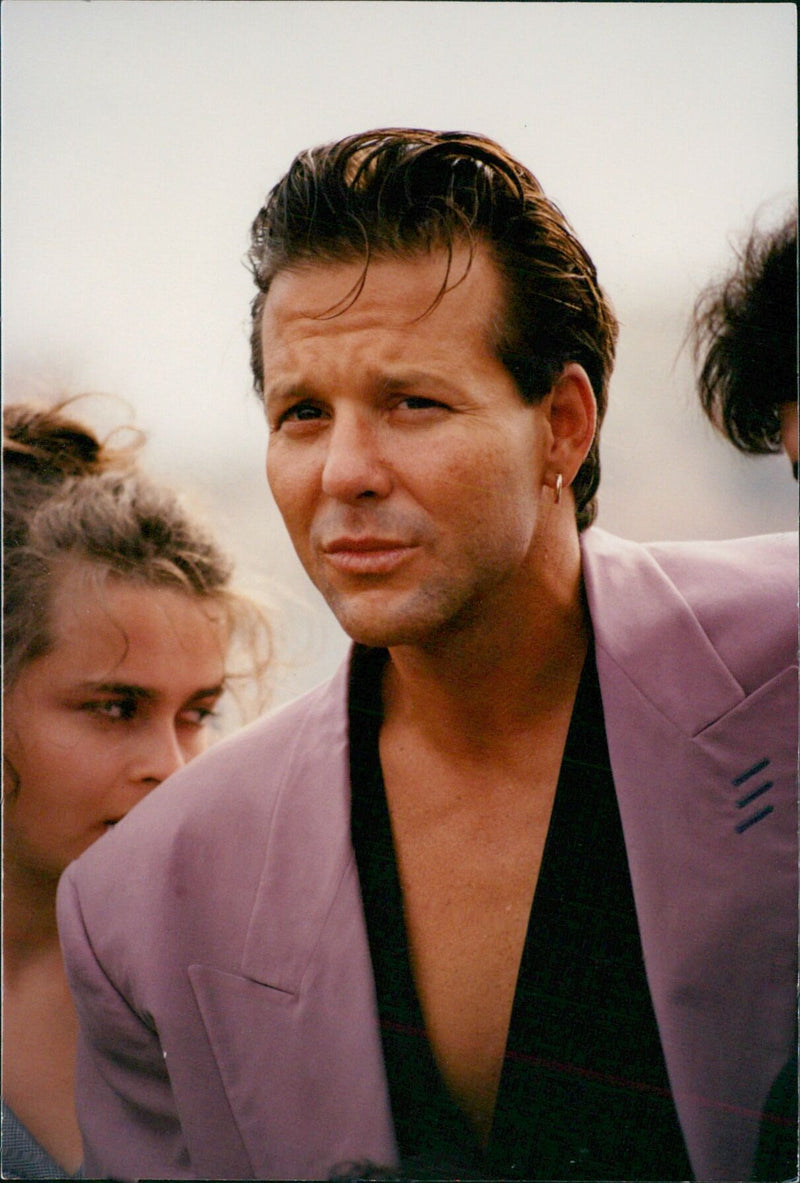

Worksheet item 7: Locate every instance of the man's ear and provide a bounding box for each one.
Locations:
[545,363,597,486]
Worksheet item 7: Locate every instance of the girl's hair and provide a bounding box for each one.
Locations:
[3,398,271,709]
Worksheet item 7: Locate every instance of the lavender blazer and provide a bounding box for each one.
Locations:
[57,528,798,1181]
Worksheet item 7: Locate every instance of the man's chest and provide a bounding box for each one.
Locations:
[379,741,563,1145]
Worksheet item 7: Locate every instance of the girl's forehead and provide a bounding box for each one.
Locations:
[42,565,228,686]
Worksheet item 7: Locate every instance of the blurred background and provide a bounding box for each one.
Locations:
[2,1,797,710]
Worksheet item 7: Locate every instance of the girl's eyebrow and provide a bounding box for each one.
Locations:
[187,684,226,701]
[76,682,154,700]
[75,682,225,701]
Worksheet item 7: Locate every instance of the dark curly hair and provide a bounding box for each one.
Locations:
[248,128,618,531]
[692,214,797,454]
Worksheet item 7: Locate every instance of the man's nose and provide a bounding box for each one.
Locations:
[321,411,392,502]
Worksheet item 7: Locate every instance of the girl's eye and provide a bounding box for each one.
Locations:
[179,706,217,727]
[85,698,138,722]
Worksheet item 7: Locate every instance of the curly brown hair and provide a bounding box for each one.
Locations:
[3,399,271,706]
[247,128,618,531]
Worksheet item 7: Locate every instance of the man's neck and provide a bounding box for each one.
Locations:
[383,525,588,754]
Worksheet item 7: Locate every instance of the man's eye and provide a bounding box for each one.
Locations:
[397,396,447,413]
[279,401,325,425]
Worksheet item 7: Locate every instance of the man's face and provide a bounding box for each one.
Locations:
[262,245,556,649]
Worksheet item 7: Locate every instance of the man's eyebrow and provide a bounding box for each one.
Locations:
[264,380,317,405]
[377,371,462,395]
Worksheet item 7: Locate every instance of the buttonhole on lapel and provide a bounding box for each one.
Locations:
[736,780,774,809]
[732,758,775,832]
[735,804,774,834]
[731,757,770,787]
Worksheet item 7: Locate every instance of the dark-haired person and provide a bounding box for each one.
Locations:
[58,131,797,1182]
[2,400,271,1180]
[692,214,798,477]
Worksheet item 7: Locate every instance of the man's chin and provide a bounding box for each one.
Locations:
[328,599,433,651]
[324,583,482,651]
[338,618,424,650]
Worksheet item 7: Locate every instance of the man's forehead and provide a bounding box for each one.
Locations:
[263,243,499,320]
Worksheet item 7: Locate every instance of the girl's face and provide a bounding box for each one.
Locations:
[4,566,229,881]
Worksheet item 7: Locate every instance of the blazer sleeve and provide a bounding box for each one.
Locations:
[57,867,193,1182]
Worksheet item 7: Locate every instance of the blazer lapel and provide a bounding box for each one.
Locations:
[190,660,397,1179]
[581,529,798,1180]
[581,528,744,733]
[239,658,353,991]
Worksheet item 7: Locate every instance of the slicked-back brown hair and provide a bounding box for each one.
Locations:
[248,128,618,530]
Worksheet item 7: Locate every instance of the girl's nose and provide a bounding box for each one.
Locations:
[129,724,187,791]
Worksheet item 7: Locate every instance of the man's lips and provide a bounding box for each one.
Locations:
[321,537,417,575]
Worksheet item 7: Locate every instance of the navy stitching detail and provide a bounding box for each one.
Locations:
[735,805,774,834]
[731,758,770,787]
[736,781,774,809]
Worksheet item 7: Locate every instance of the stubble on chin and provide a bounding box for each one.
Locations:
[320,577,490,652]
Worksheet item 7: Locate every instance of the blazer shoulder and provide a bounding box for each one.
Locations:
[584,526,796,585]
[643,531,797,602]
[646,533,797,679]
[583,529,798,696]
[59,660,352,938]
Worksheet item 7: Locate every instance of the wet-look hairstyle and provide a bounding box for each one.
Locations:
[248,128,619,531]
[692,213,797,454]
[3,398,271,705]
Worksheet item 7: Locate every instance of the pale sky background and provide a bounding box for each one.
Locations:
[2,1,797,707]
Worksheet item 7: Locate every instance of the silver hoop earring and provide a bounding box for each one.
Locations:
[553,473,563,505]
